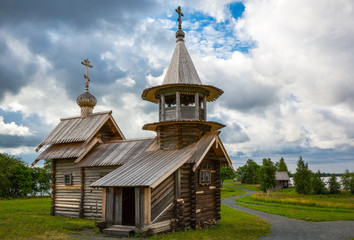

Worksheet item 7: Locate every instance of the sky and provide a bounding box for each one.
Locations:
[0,0,353,173]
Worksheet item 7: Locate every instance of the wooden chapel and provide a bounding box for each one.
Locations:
[33,6,233,236]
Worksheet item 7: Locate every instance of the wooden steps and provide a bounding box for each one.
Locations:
[102,225,136,237]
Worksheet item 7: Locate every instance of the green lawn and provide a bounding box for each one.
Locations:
[0,187,271,240]
[235,188,354,222]
[0,198,96,239]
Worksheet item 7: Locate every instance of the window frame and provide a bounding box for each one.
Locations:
[63,173,73,185]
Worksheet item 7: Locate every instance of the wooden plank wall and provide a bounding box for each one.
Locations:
[54,159,81,218]
[151,173,175,223]
[194,151,218,224]
[83,166,118,219]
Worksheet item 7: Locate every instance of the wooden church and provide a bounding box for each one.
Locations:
[33,7,232,236]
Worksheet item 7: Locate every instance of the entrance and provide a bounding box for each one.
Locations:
[122,188,135,225]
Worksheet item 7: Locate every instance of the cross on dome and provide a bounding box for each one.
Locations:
[81,58,93,92]
[175,6,184,30]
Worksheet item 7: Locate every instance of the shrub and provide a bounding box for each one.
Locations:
[328,174,340,194]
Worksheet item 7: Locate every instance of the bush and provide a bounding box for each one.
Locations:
[349,174,354,194]
[312,170,326,195]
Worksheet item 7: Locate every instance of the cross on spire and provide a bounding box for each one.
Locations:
[175,6,184,30]
[81,58,93,91]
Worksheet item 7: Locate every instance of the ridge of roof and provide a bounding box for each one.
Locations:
[60,110,112,121]
[103,137,155,144]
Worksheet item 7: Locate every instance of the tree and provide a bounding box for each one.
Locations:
[349,174,354,194]
[293,157,312,194]
[341,169,351,191]
[236,159,261,184]
[275,157,289,172]
[328,174,340,194]
[312,170,326,195]
[220,165,234,187]
[260,158,277,193]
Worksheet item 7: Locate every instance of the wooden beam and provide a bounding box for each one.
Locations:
[176,91,180,120]
[102,188,107,221]
[144,188,151,226]
[114,188,122,225]
[51,159,56,216]
[175,169,181,200]
[79,167,85,218]
[195,92,199,120]
[161,94,165,122]
[135,187,140,228]
[203,95,207,120]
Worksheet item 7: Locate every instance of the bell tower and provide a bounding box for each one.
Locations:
[142,6,225,150]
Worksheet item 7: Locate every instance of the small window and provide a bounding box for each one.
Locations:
[64,173,72,185]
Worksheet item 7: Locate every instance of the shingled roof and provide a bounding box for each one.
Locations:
[91,132,232,188]
[35,111,124,151]
[276,171,290,181]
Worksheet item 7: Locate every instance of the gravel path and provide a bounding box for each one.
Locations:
[222,185,354,240]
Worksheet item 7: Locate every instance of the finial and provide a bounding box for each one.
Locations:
[175,6,185,40]
[81,58,93,92]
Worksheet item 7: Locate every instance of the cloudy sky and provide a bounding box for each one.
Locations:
[0,0,353,173]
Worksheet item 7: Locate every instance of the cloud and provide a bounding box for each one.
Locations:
[0,116,33,136]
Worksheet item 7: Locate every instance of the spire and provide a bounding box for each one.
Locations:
[77,58,97,117]
[162,6,202,85]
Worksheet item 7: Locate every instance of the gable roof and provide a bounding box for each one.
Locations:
[76,138,155,167]
[276,171,290,181]
[35,111,124,151]
[91,132,232,188]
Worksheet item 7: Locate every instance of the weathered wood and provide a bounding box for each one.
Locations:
[176,91,180,120]
[175,169,181,200]
[51,159,56,216]
[79,167,85,218]
[54,204,80,208]
[106,188,113,224]
[144,188,151,226]
[195,92,199,120]
[135,187,140,228]
[113,188,122,225]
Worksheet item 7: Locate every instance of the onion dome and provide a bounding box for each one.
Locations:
[76,91,97,108]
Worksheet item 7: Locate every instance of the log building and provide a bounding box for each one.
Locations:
[33,7,233,236]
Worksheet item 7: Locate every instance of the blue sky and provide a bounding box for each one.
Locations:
[0,0,353,173]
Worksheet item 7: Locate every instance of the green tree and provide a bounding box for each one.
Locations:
[275,157,289,172]
[220,165,234,187]
[312,170,326,195]
[8,162,32,198]
[236,159,261,184]
[328,174,340,194]
[293,157,312,194]
[341,169,351,191]
[260,158,277,193]
[349,174,354,194]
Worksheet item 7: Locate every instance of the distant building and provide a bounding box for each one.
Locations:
[33,7,233,237]
[275,171,290,189]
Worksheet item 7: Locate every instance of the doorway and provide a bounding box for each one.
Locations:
[122,188,135,225]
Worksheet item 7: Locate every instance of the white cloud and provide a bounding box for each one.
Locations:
[0,116,33,136]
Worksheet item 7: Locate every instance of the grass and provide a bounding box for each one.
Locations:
[235,188,354,222]
[0,198,96,239]
[223,180,261,192]
[0,186,271,240]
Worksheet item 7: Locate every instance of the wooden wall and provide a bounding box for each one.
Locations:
[83,166,118,219]
[54,158,81,218]
[151,173,175,223]
[179,164,192,227]
[52,159,118,219]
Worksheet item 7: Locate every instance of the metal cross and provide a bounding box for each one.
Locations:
[81,58,93,91]
[175,6,184,30]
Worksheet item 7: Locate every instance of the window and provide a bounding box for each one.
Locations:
[64,173,72,185]
[200,171,211,184]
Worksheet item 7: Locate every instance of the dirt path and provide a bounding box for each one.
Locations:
[222,185,354,240]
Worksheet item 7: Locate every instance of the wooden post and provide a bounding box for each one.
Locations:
[114,188,122,225]
[79,167,85,218]
[175,169,181,200]
[143,188,151,226]
[203,95,207,120]
[195,92,199,120]
[176,91,181,120]
[51,159,56,216]
[102,188,107,221]
[190,170,196,229]
[106,188,113,224]
[161,94,165,122]
[135,187,140,228]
